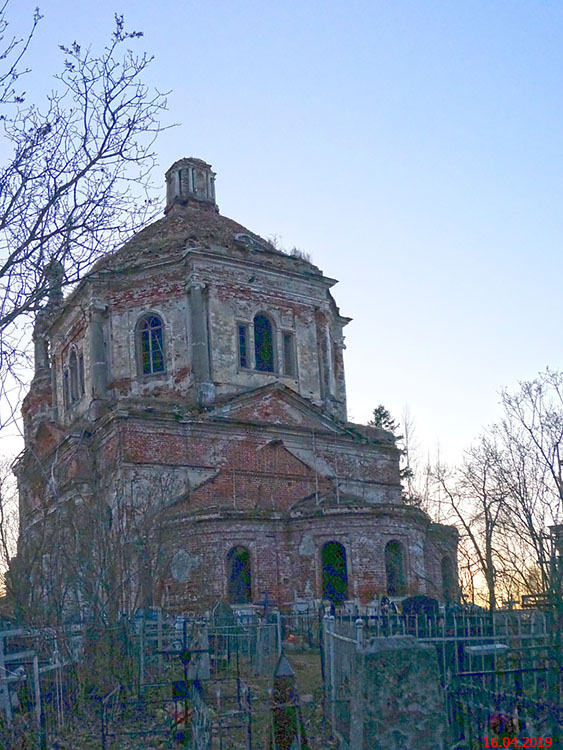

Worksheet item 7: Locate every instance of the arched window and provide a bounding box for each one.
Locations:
[385,540,406,596]
[441,556,457,602]
[227,546,252,604]
[138,314,165,375]
[322,541,348,604]
[253,313,274,372]
[69,350,79,403]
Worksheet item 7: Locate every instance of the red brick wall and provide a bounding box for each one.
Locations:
[160,507,437,613]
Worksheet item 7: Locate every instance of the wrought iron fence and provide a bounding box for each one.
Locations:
[0,610,284,749]
[0,624,84,749]
[322,609,562,750]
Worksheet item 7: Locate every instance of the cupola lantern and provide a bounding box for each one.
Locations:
[165,157,217,212]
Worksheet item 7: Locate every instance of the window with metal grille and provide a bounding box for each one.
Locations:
[322,541,348,604]
[138,315,165,375]
[254,313,274,372]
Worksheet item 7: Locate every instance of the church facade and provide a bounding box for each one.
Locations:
[15,158,458,616]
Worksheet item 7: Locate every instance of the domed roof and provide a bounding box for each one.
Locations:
[91,200,278,274]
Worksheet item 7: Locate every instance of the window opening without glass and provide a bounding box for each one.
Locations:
[227,546,251,604]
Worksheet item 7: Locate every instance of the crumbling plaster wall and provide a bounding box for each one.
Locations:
[106,267,193,399]
[18,389,447,614]
[35,236,349,429]
[194,253,346,416]
[162,515,285,609]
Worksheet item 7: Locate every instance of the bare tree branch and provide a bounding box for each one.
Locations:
[0,9,169,407]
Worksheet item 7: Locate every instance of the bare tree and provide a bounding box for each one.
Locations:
[428,371,563,610]
[494,370,563,599]
[0,2,41,107]
[432,438,505,611]
[0,7,167,408]
[12,446,180,627]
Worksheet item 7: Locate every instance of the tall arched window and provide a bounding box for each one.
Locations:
[253,313,274,372]
[227,546,252,604]
[322,541,348,604]
[385,540,406,596]
[138,314,165,375]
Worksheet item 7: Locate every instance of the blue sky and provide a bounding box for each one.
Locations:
[7,0,563,463]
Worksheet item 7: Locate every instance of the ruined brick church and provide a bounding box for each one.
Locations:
[16,158,458,615]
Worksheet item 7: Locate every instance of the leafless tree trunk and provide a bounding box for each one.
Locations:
[13,440,178,626]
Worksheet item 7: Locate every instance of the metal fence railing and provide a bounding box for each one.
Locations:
[5,606,557,749]
[0,609,286,748]
[321,610,562,750]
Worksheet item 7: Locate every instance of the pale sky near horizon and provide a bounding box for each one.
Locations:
[3,0,563,467]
